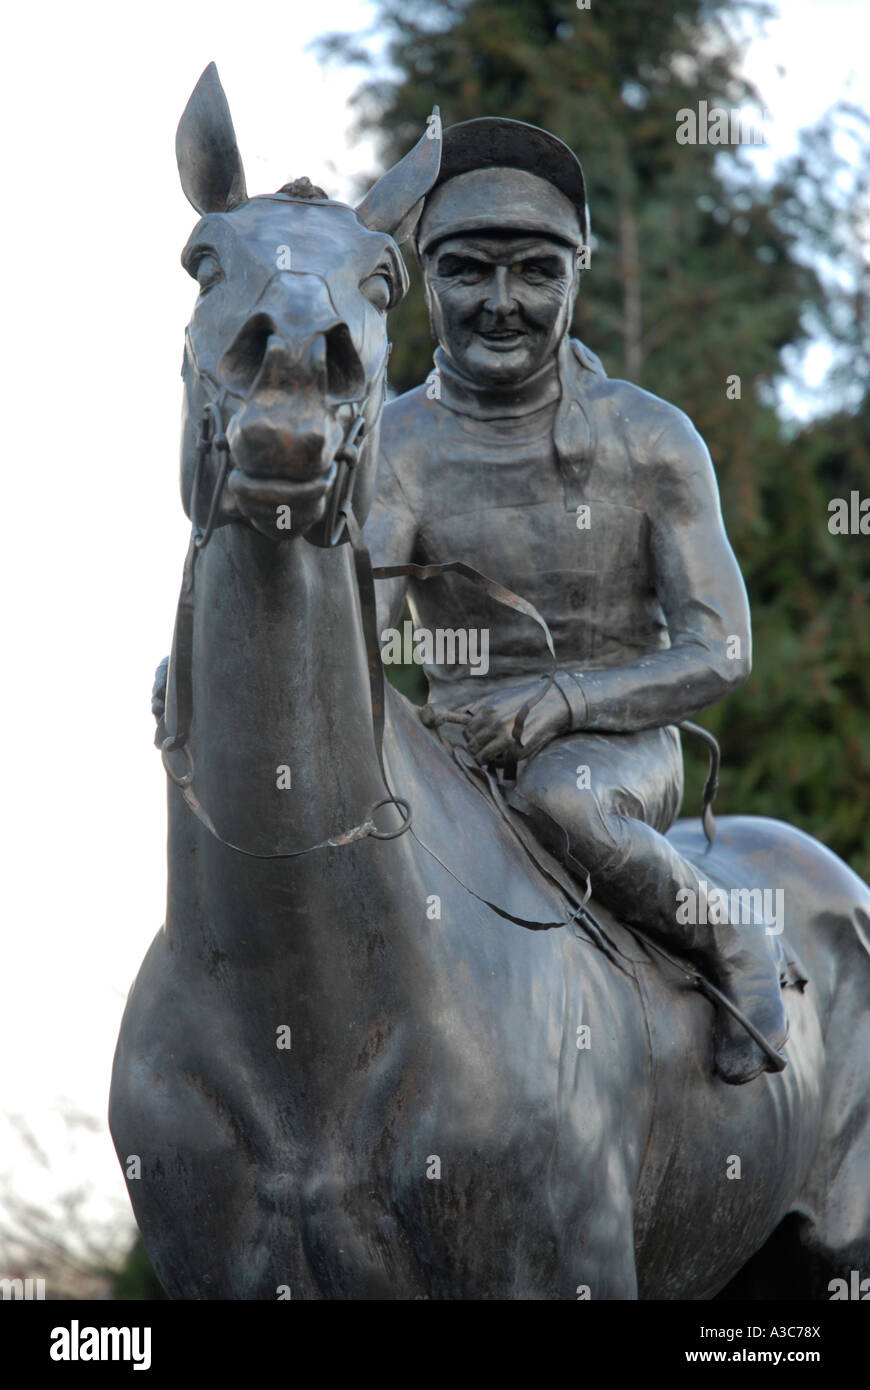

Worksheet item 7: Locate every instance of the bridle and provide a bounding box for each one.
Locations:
[161,324,411,857]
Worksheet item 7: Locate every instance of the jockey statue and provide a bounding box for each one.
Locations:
[366,117,789,1086]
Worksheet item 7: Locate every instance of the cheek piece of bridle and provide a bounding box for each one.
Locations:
[159,329,782,1070]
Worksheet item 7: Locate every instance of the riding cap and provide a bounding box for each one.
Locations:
[415,117,589,256]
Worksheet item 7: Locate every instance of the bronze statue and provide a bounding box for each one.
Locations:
[112,66,870,1300]
[366,118,785,1085]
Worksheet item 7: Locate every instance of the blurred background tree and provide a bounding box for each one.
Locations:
[317,0,870,878]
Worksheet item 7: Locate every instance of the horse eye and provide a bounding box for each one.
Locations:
[361,271,392,312]
[194,253,223,293]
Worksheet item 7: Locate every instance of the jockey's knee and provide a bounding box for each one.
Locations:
[509,761,627,876]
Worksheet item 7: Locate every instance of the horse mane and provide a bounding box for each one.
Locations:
[277,177,329,200]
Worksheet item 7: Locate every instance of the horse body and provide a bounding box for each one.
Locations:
[110,521,868,1300]
[109,66,870,1300]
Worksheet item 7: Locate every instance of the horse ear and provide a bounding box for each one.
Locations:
[176,62,248,214]
[355,108,442,242]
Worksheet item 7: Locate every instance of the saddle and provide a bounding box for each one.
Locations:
[396,697,808,1074]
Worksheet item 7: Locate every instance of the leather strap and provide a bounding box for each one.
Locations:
[373,556,558,779]
[552,670,590,731]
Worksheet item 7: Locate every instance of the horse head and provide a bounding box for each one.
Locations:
[176,62,441,544]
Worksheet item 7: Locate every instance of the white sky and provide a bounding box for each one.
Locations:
[1,0,867,1268]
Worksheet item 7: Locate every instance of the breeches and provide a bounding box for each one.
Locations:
[509,724,684,879]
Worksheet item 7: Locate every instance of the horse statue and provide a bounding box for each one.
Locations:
[110,64,870,1300]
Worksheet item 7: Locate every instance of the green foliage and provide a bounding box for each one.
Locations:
[686,407,870,877]
[321,0,870,878]
[385,623,428,704]
[112,1234,167,1300]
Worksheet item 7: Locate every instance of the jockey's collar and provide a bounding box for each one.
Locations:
[432,345,562,420]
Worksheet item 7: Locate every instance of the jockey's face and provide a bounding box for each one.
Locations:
[423,232,579,387]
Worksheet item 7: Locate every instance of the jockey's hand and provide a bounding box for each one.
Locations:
[462,679,570,766]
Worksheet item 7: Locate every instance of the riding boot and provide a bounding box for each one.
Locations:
[585,836,790,1086]
[690,912,789,1085]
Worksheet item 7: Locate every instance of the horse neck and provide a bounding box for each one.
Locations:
[171,523,387,858]
[162,519,450,1068]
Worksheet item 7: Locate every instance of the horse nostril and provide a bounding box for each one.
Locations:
[220,314,275,393]
[324,324,365,401]
[221,317,365,400]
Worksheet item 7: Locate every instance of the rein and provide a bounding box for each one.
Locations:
[160,375,722,863]
[156,376,785,1069]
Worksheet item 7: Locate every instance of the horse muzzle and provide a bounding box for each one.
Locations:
[224,395,347,538]
[218,322,369,539]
